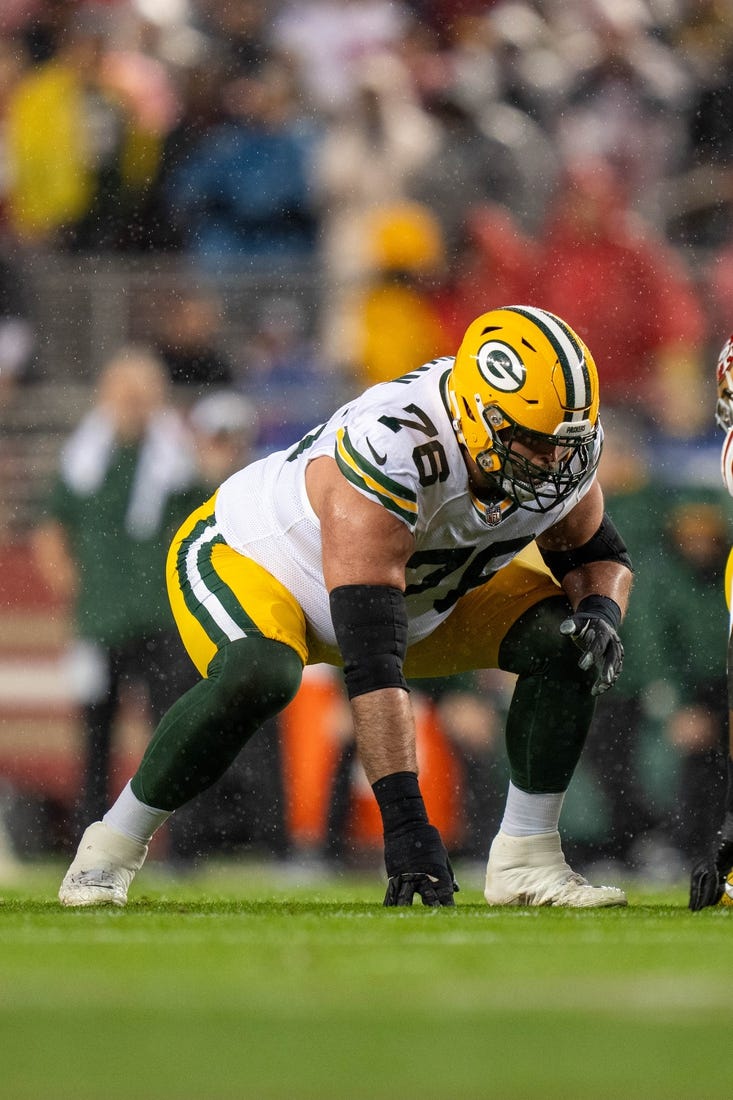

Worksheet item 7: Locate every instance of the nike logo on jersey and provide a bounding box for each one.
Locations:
[366,438,387,465]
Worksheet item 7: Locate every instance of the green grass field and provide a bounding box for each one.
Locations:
[2,861,732,1100]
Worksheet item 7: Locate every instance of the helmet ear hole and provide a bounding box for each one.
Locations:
[462,397,476,422]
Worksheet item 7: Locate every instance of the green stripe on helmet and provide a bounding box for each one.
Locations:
[503,305,591,411]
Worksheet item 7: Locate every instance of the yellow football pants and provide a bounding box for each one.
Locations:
[167,495,563,680]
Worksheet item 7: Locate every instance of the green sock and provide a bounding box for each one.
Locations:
[131,637,303,810]
[499,596,597,793]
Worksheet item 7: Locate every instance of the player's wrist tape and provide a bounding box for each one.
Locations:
[575,594,622,631]
[372,771,428,836]
[329,584,408,699]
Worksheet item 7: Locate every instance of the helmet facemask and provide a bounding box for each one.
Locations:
[474,401,599,513]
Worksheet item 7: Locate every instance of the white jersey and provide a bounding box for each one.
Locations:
[215,359,601,647]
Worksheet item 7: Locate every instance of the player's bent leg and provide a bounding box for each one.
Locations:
[499,596,596,792]
[59,821,148,907]
[484,596,627,908]
[132,636,303,810]
[59,636,303,907]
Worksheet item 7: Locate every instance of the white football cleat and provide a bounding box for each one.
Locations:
[484,830,627,908]
[58,821,148,907]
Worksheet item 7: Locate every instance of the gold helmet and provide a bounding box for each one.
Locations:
[447,305,600,511]
[716,334,733,430]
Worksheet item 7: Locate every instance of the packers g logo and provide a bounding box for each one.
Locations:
[476,341,526,392]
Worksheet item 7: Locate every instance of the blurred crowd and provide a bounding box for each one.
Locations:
[2,1,733,423]
[2,0,733,882]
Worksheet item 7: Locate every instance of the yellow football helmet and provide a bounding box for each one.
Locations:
[447,305,600,511]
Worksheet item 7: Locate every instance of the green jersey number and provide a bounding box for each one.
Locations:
[378,403,449,488]
[406,537,534,613]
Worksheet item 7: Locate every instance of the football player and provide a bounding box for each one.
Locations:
[59,305,633,909]
[689,334,733,910]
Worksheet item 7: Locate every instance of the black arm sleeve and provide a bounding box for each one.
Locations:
[539,511,633,583]
[329,584,409,699]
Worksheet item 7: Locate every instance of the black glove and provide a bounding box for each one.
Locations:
[383,822,459,907]
[689,835,733,911]
[560,595,624,697]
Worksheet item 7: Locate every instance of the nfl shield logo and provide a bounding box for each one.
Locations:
[485,504,503,526]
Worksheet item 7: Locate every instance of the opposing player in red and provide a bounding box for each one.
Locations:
[60,305,633,909]
[689,334,733,909]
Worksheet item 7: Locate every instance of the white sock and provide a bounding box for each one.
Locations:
[103,781,171,845]
[500,781,565,837]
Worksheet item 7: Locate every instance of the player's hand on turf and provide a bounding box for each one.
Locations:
[689,835,733,910]
[560,608,624,696]
[383,822,459,907]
